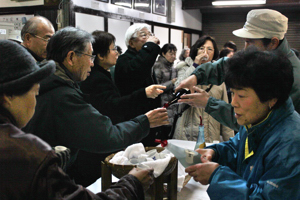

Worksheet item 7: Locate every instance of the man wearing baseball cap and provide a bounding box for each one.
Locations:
[175,9,300,132]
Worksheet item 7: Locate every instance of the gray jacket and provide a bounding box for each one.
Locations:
[153,56,178,125]
[153,56,177,106]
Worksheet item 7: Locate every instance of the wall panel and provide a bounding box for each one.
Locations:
[171,28,183,60]
[107,18,130,52]
[154,26,169,49]
[75,12,104,33]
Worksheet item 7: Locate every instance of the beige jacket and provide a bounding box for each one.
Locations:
[173,58,234,142]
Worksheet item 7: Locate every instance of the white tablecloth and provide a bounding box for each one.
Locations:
[87,139,211,200]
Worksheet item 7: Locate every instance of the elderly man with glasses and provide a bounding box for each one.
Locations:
[114,23,166,147]
[23,27,169,185]
[21,16,55,63]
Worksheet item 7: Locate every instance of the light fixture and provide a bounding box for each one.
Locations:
[212,0,266,6]
[134,3,150,7]
[115,2,132,7]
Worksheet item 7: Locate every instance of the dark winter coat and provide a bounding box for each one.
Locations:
[78,63,153,186]
[23,62,150,168]
[0,109,145,200]
[114,42,161,120]
[114,43,166,145]
[81,63,150,124]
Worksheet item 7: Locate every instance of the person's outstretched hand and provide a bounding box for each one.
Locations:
[194,148,215,162]
[129,167,154,191]
[185,156,219,185]
[178,86,210,108]
[145,108,169,128]
[175,75,197,93]
[145,85,166,99]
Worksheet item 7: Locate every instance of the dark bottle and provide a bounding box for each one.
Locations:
[163,88,190,108]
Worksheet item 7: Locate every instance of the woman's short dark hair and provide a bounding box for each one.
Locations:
[160,43,177,56]
[223,41,237,52]
[92,31,116,60]
[219,48,232,59]
[47,27,94,63]
[225,46,293,109]
[190,35,219,61]
[116,46,122,55]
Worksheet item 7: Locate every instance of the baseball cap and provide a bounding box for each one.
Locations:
[233,9,288,40]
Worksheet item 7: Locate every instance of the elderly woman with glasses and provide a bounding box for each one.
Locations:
[173,35,234,143]
[114,23,165,146]
[77,31,166,186]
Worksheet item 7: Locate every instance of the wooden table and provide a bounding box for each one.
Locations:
[87,140,211,200]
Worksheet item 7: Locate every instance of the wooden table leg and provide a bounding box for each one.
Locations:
[151,175,164,200]
[101,161,112,191]
[167,161,178,200]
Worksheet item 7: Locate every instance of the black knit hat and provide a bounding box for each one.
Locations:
[0,40,55,93]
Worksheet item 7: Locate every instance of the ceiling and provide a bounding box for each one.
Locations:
[181,0,300,14]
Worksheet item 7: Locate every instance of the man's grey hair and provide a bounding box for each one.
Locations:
[46,26,94,63]
[21,16,53,40]
[124,23,151,47]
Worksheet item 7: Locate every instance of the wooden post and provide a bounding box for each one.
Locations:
[152,175,164,200]
[167,161,178,200]
[101,161,112,191]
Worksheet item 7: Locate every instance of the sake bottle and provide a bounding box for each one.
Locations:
[194,116,206,150]
[163,88,190,108]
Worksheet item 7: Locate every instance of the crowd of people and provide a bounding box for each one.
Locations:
[0,8,299,200]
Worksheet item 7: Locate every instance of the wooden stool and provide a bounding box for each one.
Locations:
[101,147,178,200]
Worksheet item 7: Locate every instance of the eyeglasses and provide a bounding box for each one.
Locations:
[167,52,177,57]
[110,47,118,53]
[198,46,214,54]
[30,33,51,43]
[74,51,96,62]
[139,32,154,38]
[131,32,155,40]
